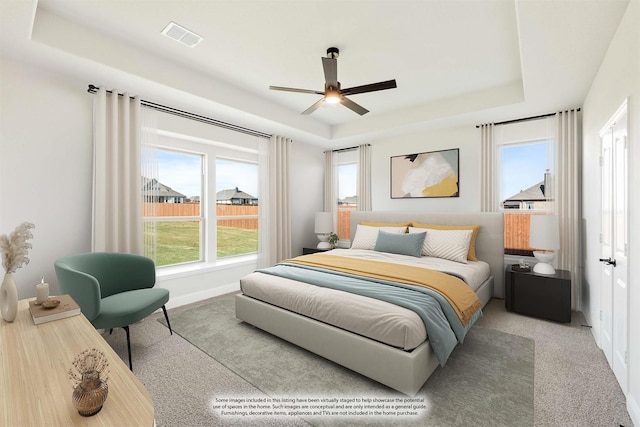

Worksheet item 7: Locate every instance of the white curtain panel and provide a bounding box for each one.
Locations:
[258,135,292,267]
[555,109,581,309]
[257,138,270,268]
[480,123,497,212]
[323,149,337,230]
[358,144,372,211]
[140,107,159,261]
[92,87,143,254]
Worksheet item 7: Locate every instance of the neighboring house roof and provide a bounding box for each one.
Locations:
[142,178,186,199]
[340,195,358,205]
[502,181,548,202]
[216,187,257,201]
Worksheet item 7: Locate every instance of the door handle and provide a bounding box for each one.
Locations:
[599,257,617,267]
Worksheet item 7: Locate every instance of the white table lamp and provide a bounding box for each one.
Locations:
[529,215,560,275]
[314,212,333,250]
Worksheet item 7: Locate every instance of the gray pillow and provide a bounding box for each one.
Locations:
[374,230,426,257]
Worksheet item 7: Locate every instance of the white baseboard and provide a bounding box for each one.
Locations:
[628,392,640,426]
[582,310,601,348]
[165,282,240,310]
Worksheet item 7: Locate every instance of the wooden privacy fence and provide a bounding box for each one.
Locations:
[143,203,258,229]
[337,207,357,240]
[504,212,545,252]
[144,203,201,217]
[143,204,537,250]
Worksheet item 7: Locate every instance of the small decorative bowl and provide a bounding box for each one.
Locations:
[42,299,61,309]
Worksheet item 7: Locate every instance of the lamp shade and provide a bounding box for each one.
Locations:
[529,215,560,250]
[314,212,333,234]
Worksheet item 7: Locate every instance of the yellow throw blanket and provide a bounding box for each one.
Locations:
[284,254,482,326]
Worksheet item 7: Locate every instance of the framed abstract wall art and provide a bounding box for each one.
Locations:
[390,148,459,198]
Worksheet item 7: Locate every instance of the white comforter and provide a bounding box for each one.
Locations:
[240,249,491,351]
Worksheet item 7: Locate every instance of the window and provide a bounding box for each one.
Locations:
[143,149,203,267]
[215,158,258,258]
[495,119,555,255]
[142,125,259,268]
[336,149,358,240]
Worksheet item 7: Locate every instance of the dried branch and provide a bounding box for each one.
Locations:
[68,348,110,387]
[0,222,35,273]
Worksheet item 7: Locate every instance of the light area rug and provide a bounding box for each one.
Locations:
[159,296,534,427]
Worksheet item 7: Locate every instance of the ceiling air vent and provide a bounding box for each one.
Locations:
[161,21,203,48]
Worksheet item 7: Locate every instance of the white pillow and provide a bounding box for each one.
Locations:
[409,227,472,263]
[350,225,407,250]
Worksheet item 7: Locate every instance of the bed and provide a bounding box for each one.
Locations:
[235,211,504,395]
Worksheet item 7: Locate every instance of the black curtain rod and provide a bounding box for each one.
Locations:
[326,144,371,153]
[87,84,272,139]
[475,108,581,128]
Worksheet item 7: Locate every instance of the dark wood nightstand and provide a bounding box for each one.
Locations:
[302,247,330,255]
[505,265,571,323]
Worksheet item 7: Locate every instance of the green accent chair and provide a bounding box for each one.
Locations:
[54,252,172,370]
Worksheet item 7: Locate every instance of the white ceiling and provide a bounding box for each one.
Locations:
[0,0,630,148]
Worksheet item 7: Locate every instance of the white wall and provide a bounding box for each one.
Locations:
[0,56,324,306]
[582,0,639,423]
[291,141,325,253]
[0,58,93,298]
[371,125,480,212]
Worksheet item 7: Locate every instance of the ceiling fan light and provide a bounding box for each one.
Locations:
[324,91,341,104]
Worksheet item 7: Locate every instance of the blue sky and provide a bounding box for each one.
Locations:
[216,158,258,197]
[156,151,258,199]
[155,150,201,198]
[500,142,550,201]
[338,163,357,199]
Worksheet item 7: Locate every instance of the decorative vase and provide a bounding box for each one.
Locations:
[0,273,18,322]
[72,370,109,416]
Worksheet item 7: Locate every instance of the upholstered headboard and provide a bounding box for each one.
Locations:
[350,211,504,298]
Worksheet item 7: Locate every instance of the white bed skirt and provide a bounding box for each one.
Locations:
[235,293,439,396]
[235,276,494,396]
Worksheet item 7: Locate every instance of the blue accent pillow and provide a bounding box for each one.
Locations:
[374,230,426,257]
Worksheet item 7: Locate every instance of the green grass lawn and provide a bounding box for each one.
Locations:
[145,222,258,267]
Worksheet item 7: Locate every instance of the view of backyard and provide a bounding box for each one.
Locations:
[144,222,258,267]
[144,204,258,267]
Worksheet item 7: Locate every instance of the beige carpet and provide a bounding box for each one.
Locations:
[157,295,534,426]
[101,294,633,427]
[476,299,633,427]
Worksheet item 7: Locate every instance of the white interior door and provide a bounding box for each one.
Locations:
[611,112,628,392]
[600,104,628,393]
[600,130,613,366]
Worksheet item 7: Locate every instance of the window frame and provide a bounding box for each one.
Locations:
[493,118,556,256]
[497,138,555,214]
[215,157,259,259]
[145,130,259,271]
[143,146,205,267]
[335,149,358,242]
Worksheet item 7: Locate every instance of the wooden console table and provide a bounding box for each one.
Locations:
[0,299,154,426]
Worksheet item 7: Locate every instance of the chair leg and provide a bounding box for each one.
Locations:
[109,328,113,335]
[162,305,173,335]
[123,325,133,371]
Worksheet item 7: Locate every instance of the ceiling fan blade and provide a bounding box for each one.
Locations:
[322,57,338,87]
[341,79,397,96]
[301,98,325,115]
[270,86,323,95]
[341,96,369,115]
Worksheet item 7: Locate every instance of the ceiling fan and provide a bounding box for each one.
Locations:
[269,47,397,116]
